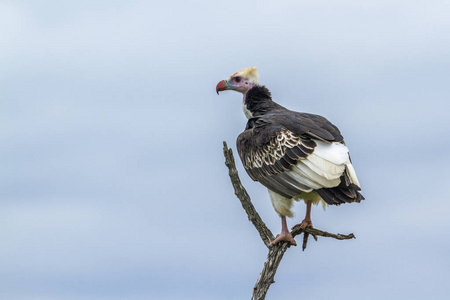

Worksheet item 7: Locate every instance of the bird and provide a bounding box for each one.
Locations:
[216,67,364,247]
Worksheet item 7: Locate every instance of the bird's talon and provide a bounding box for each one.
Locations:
[299,219,313,229]
[269,232,297,247]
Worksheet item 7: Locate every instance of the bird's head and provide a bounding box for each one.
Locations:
[216,67,259,95]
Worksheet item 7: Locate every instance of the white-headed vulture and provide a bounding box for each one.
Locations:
[217,67,364,247]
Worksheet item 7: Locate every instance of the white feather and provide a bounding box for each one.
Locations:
[294,161,341,188]
[345,163,361,188]
[290,164,326,189]
[303,153,345,180]
[311,140,361,188]
[312,140,350,165]
[282,172,314,193]
[242,102,253,119]
[266,139,360,218]
[231,67,259,85]
[268,189,294,217]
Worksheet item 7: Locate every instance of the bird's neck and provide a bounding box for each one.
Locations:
[242,86,284,119]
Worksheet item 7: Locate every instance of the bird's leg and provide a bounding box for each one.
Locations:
[269,216,297,247]
[292,202,318,251]
[299,201,313,229]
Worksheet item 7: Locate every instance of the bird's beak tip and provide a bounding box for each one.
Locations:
[216,80,227,95]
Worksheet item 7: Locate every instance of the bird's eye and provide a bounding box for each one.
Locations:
[234,77,241,83]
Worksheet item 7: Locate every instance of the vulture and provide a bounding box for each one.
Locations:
[216,67,364,247]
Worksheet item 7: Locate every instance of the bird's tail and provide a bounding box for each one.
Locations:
[316,172,364,205]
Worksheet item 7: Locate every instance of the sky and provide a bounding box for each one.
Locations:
[1,0,450,299]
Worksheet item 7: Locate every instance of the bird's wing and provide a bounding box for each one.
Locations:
[237,120,315,179]
[281,111,344,143]
[237,113,361,201]
[237,117,318,198]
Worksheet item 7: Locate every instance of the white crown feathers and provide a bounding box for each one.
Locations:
[230,67,259,85]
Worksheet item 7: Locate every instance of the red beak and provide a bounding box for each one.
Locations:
[216,80,228,95]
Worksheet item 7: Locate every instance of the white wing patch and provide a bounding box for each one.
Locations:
[312,140,350,165]
[303,154,345,180]
[345,163,361,188]
[284,139,358,190]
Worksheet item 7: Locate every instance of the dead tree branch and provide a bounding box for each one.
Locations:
[223,141,355,300]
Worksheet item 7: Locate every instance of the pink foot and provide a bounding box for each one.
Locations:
[293,218,317,250]
[298,218,313,229]
[269,232,297,247]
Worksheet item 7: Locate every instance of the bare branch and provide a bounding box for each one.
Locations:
[292,225,355,251]
[292,225,355,240]
[222,141,355,300]
[223,142,274,247]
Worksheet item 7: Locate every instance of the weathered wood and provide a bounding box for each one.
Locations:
[223,141,355,300]
[223,141,274,247]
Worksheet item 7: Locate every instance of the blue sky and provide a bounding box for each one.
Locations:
[1,1,450,299]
